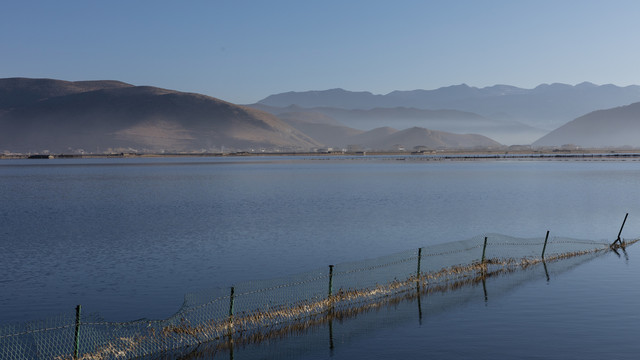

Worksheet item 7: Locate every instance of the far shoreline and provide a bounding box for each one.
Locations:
[4,148,640,161]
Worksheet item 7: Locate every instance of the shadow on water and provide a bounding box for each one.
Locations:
[158,248,619,360]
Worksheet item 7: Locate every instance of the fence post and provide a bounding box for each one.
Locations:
[541,230,550,259]
[74,305,81,360]
[328,265,334,299]
[227,286,235,341]
[416,248,422,280]
[481,237,488,264]
[228,286,235,319]
[416,248,423,325]
[612,213,629,246]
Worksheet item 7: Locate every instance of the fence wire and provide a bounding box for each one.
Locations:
[0,234,632,360]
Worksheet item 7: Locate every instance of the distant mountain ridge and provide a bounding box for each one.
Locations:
[257,83,640,131]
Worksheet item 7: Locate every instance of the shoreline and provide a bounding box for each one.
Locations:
[4,148,640,160]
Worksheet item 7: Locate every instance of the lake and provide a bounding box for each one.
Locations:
[2,155,640,358]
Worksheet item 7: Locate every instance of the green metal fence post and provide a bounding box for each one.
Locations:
[481,237,488,264]
[228,286,235,319]
[74,305,81,360]
[227,286,235,341]
[542,230,550,259]
[416,248,422,280]
[328,265,334,298]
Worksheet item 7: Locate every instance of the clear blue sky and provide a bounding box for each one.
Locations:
[2,0,639,104]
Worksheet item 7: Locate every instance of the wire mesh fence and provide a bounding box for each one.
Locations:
[0,233,634,360]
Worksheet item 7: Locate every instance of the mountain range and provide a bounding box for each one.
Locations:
[257,83,640,132]
[3,78,640,153]
[0,78,499,154]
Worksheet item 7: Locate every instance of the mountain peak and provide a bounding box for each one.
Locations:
[576,81,597,88]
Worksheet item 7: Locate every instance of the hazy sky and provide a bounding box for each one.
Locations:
[2,0,639,104]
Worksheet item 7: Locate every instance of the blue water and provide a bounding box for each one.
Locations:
[2,155,640,332]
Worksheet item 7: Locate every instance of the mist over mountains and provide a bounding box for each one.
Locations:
[249,103,545,145]
[3,78,640,153]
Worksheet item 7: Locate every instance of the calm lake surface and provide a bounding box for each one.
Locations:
[2,155,640,358]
